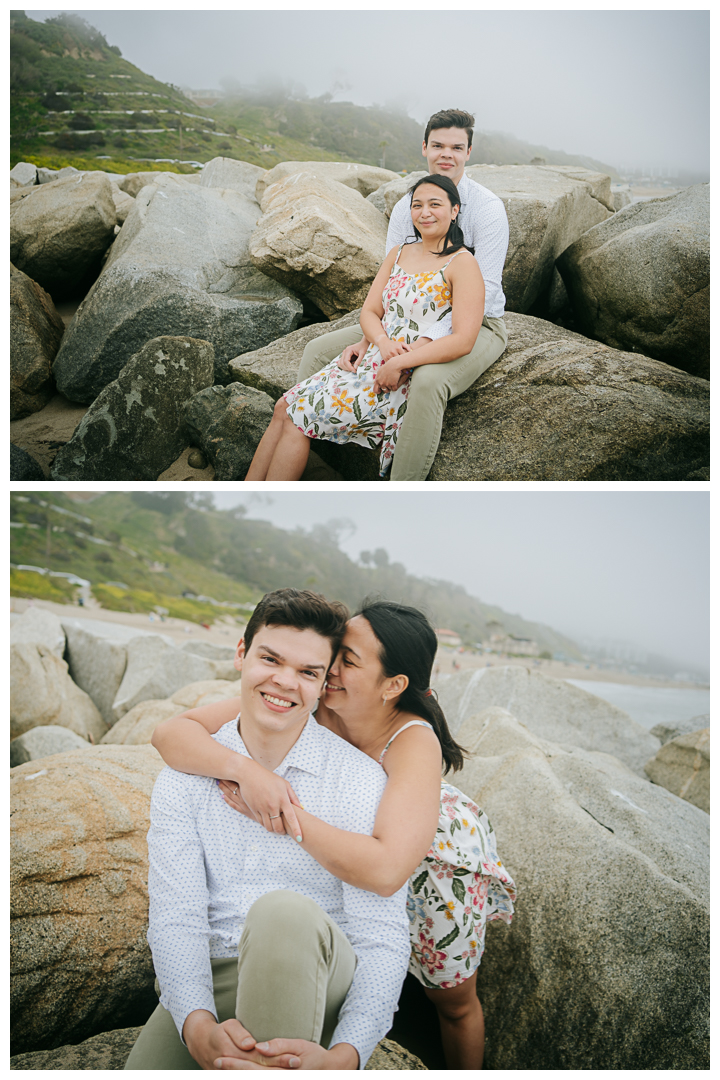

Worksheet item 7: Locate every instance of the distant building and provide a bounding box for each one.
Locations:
[435,628,462,647]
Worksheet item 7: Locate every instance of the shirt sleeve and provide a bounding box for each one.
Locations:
[465,194,509,316]
[385,193,414,255]
[146,769,218,1042]
[326,765,411,1069]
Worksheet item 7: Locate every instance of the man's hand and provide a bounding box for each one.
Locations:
[183,1010,259,1070]
[214,1038,360,1070]
[336,337,369,372]
[373,355,411,393]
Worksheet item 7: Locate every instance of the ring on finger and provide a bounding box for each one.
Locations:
[268,814,281,820]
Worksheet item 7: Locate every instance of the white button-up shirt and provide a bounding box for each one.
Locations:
[386,172,509,333]
[147,716,410,1069]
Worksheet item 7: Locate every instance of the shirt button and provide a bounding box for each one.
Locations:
[250,844,258,852]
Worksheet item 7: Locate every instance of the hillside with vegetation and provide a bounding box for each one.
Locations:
[10,491,583,658]
[11,11,617,177]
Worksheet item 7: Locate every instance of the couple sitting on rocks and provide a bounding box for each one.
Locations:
[246,108,510,482]
[126,588,516,1070]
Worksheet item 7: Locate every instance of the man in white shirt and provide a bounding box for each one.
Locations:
[125,589,410,1070]
[297,108,509,482]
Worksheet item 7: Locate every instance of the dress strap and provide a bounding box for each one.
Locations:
[441,248,472,271]
[390,243,404,273]
[379,719,434,764]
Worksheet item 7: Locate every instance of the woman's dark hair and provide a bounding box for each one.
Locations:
[408,174,475,258]
[245,588,348,661]
[356,598,467,774]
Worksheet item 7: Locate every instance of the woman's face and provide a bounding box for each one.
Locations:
[324,615,388,711]
[410,184,458,242]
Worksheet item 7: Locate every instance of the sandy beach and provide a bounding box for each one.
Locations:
[11,595,701,690]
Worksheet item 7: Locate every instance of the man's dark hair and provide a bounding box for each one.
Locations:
[424,108,475,149]
[244,588,349,662]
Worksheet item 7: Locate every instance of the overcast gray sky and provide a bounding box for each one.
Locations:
[209,491,709,674]
[30,7,709,174]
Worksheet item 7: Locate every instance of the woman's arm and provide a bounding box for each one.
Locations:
[359,247,412,365]
[221,722,442,897]
[151,701,304,837]
[374,255,485,391]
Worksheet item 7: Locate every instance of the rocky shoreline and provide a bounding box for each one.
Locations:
[10,604,709,1067]
[10,157,709,481]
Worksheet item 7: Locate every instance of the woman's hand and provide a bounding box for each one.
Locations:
[377,336,411,363]
[335,338,369,372]
[218,758,304,841]
[374,354,412,393]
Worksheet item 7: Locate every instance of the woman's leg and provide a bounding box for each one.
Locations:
[245,399,310,481]
[423,970,485,1070]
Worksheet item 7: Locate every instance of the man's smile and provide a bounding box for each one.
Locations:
[260,692,296,710]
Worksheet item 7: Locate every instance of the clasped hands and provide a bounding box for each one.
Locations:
[335,336,418,393]
[184,1011,356,1070]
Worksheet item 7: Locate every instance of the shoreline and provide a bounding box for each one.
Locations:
[11,596,707,690]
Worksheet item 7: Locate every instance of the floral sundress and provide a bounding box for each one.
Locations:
[283,246,466,478]
[380,720,517,989]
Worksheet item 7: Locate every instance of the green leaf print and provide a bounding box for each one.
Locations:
[435,925,460,950]
[430,301,436,311]
[453,867,471,876]
[302,413,309,428]
[452,876,466,905]
[396,303,405,318]
[353,395,363,423]
[409,320,419,332]
[438,307,451,320]
[450,818,460,835]
[328,416,341,424]
[397,400,407,420]
[412,870,429,894]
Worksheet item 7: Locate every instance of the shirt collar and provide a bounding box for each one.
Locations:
[228,714,327,778]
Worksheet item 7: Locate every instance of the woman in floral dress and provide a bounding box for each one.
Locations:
[244,174,485,480]
[153,598,516,1069]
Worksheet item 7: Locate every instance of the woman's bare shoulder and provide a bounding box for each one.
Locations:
[383,717,442,771]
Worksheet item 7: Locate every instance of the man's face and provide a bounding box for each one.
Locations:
[235,624,332,738]
[422,126,472,184]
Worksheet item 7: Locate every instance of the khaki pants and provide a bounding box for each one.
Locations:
[125,891,357,1070]
[297,317,508,481]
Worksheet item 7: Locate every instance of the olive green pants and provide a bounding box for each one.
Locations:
[125,891,357,1069]
[297,317,508,481]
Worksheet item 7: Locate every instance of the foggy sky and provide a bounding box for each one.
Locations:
[210,491,709,675]
[30,7,709,174]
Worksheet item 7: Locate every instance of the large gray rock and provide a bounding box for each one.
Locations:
[111,635,240,722]
[10,173,117,297]
[109,181,135,225]
[10,443,45,480]
[9,1029,425,1070]
[51,336,215,481]
[51,181,303,403]
[465,164,613,315]
[10,725,90,767]
[102,679,240,745]
[10,606,65,657]
[366,171,429,217]
[557,184,709,380]
[10,263,65,420]
[651,713,709,745]
[62,619,137,727]
[426,312,710,481]
[228,309,362,399]
[199,156,267,198]
[256,160,399,202]
[250,171,388,318]
[644,727,709,813]
[116,170,194,198]
[434,665,660,776]
[460,708,709,1069]
[181,382,274,480]
[10,162,38,186]
[10,642,108,742]
[10,745,165,1055]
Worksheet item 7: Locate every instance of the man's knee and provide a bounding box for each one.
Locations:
[244,889,323,937]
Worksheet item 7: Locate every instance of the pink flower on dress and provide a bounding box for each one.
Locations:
[466,877,489,911]
[415,931,448,977]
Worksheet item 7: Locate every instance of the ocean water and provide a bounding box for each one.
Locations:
[566,680,710,731]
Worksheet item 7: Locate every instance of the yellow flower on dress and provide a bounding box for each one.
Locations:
[438,841,445,851]
[462,818,469,828]
[445,900,456,920]
[331,389,354,416]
